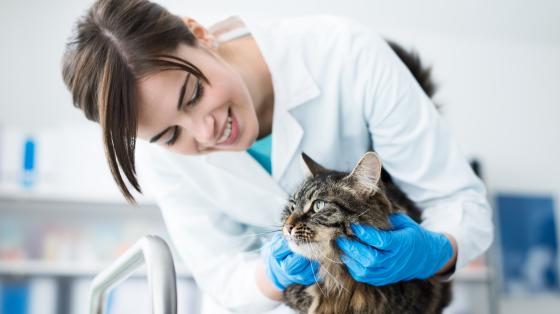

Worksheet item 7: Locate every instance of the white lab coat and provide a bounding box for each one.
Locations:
[136,14,493,314]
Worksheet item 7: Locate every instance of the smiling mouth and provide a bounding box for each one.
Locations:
[215,106,239,146]
[217,108,232,144]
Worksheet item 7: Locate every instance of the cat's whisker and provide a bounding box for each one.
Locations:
[309,242,339,295]
[315,247,343,265]
[231,230,282,238]
[306,241,332,294]
[244,236,284,255]
[355,208,370,218]
[326,266,349,296]
[304,241,324,281]
[303,238,343,265]
[305,240,319,260]
[243,245,270,255]
[306,241,327,299]
[308,241,349,295]
[259,224,285,229]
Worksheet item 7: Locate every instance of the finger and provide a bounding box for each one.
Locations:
[340,254,367,280]
[336,236,380,268]
[388,213,417,229]
[283,254,313,274]
[340,254,386,282]
[350,224,393,249]
[269,236,291,259]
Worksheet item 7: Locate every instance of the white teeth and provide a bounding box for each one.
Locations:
[218,116,232,144]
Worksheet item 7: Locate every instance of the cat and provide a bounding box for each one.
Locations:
[278,41,451,313]
[280,152,452,314]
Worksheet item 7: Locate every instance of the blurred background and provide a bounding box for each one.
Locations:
[0,0,559,313]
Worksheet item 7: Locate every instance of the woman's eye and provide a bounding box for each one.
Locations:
[165,126,180,146]
[166,78,205,147]
[313,200,325,212]
[186,79,204,107]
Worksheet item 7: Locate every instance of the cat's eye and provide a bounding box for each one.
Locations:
[313,200,325,212]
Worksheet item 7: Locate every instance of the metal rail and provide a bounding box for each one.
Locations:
[89,235,177,314]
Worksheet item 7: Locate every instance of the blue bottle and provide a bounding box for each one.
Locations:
[21,136,36,188]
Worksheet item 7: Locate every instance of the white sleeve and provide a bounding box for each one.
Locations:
[348,22,494,269]
[135,145,280,313]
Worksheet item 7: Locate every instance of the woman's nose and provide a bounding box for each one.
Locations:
[192,114,216,146]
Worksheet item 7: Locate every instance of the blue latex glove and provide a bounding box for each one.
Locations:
[335,213,454,286]
[260,233,321,291]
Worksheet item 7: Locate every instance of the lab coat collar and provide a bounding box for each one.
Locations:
[205,16,321,194]
[267,44,321,183]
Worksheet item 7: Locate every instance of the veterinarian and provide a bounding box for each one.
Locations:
[61,0,493,313]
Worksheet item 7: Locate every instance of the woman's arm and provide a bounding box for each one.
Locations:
[135,143,281,313]
[255,259,283,301]
[344,20,494,271]
[439,233,458,275]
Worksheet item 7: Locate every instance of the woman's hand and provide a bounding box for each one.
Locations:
[260,233,321,291]
[335,213,456,286]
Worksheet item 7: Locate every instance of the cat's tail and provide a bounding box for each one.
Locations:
[386,40,438,100]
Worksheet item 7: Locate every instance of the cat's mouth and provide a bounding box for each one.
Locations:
[283,223,339,247]
[284,230,339,261]
[286,238,323,260]
[285,234,318,245]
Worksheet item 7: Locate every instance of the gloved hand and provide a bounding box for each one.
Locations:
[335,213,454,286]
[260,233,321,291]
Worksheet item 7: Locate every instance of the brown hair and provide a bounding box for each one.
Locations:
[61,0,210,203]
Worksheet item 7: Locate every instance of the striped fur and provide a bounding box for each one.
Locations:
[281,152,452,314]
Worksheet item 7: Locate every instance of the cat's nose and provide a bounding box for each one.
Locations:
[284,223,294,235]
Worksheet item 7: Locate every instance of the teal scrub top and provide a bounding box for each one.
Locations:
[246,133,272,174]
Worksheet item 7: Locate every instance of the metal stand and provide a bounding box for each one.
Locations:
[89,235,177,314]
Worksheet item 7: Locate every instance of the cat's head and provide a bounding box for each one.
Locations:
[281,151,395,260]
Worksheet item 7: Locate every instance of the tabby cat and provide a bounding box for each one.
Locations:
[280,152,452,314]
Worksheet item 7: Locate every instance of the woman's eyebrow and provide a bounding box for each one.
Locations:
[149,73,191,143]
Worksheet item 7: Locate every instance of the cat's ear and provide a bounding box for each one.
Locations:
[347,152,382,192]
[300,152,328,178]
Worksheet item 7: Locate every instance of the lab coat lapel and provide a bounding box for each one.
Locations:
[270,54,321,183]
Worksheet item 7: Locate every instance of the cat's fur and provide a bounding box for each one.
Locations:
[280,152,451,314]
[278,42,451,314]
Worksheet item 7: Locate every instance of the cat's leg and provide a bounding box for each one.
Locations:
[283,284,314,314]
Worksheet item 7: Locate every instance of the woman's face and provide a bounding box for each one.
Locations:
[135,42,260,155]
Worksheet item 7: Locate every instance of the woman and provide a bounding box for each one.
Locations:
[61,0,493,313]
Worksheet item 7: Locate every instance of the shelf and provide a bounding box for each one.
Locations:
[0,195,159,215]
[0,183,156,206]
[0,261,192,278]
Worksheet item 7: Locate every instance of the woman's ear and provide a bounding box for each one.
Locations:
[182,17,218,49]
